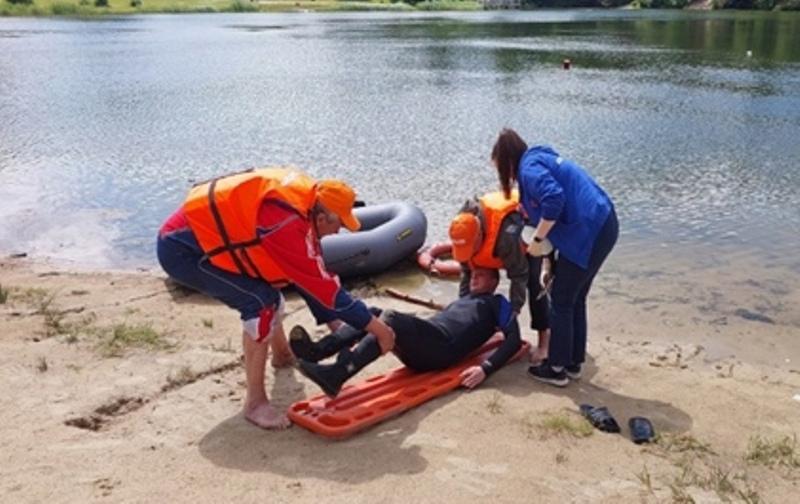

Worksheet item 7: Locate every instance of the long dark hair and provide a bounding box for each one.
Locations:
[491,128,528,199]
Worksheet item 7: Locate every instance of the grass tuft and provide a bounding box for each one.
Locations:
[539,411,594,438]
[0,283,8,304]
[745,434,800,468]
[486,392,503,415]
[98,323,172,357]
[228,0,256,11]
[166,365,197,388]
[202,318,214,328]
[655,433,716,456]
[635,464,654,495]
[51,1,79,14]
[37,356,48,372]
[13,286,50,306]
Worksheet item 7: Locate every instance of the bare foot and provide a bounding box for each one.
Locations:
[244,401,291,430]
[271,350,295,369]
[529,347,548,365]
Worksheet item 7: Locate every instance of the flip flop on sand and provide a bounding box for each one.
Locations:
[628,416,655,444]
[579,404,621,433]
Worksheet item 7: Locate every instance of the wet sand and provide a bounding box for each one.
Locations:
[1,256,799,502]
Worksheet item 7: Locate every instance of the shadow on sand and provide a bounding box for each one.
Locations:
[197,362,465,482]
[501,354,694,437]
[198,351,692,481]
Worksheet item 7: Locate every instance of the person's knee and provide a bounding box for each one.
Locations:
[242,295,285,344]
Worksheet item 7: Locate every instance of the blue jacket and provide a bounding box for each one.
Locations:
[518,146,613,269]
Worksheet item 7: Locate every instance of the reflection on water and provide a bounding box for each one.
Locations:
[0,11,798,293]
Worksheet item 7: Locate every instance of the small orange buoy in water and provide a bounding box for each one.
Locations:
[563,59,572,70]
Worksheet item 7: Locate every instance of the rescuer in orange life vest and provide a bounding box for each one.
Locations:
[156,167,395,430]
[448,191,551,379]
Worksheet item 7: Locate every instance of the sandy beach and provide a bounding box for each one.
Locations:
[1,255,799,503]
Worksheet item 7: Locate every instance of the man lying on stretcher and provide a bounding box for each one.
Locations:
[292,268,521,397]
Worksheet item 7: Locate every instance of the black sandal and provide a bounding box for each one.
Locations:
[628,416,655,444]
[579,404,621,433]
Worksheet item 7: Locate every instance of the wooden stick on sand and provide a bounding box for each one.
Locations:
[384,288,445,311]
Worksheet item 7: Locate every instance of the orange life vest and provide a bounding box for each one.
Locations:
[183,167,317,282]
[469,190,520,270]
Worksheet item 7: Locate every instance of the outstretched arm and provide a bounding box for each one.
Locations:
[480,314,522,376]
[460,296,522,389]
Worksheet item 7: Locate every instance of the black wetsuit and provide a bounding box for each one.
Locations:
[381,293,521,375]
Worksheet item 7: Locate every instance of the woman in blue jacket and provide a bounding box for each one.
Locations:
[491,128,618,387]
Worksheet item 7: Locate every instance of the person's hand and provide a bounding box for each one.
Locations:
[459,366,486,389]
[366,317,395,354]
[527,237,554,257]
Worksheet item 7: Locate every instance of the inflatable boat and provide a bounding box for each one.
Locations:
[321,202,427,279]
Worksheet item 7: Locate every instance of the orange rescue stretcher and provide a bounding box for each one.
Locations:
[288,337,531,439]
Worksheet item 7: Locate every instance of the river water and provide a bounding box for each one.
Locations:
[1,11,799,342]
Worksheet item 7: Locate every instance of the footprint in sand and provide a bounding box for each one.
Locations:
[434,456,507,497]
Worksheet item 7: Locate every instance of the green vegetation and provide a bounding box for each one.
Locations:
[664,457,761,503]
[97,323,172,357]
[637,433,765,503]
[11,286,49,306]
[654,432,717,456]
[0,284,8,304]
[229,0,256,11]
[539,411,594,438]
[745,434,800,468]
[414,0,481,10]
[0,0,476,16]
[632,0,688,8]
[3,0,797,16]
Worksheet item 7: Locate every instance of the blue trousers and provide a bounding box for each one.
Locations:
[548,209,618,368]
[157,229,343,325]
[156,229,280,321]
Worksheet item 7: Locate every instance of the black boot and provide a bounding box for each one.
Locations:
[289,324,367,363]
[298,336,382,397]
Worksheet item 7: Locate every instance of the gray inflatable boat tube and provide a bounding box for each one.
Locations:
[321,202,427,279]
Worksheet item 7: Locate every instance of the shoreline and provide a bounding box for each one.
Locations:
[6,239,799,369]
[1,255,799,501]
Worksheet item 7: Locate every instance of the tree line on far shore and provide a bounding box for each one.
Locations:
[519,0,799,10]
[3,0,799,16]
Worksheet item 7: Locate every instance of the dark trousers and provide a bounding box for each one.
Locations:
[548,209,618,368]
[156,230,280,321]
[381,310,455,372]
[319,309,455,372]
[296,288,344,326]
